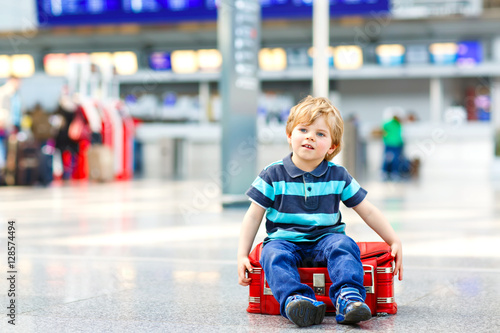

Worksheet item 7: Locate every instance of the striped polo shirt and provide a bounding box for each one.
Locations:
[246,153,367,243]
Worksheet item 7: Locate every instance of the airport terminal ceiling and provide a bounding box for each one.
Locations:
[1,13,500,54]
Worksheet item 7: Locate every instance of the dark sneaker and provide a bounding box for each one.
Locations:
[285,295,326,327]
[335,287,371,325]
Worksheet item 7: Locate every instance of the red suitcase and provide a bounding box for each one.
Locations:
[247,242,397,316]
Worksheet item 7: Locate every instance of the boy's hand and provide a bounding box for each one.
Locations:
[238,256,254,286]
[237,202,265,286]
[390,241,403,281]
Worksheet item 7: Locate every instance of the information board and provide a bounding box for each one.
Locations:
[37,0,390,26]
[218,0,260,204]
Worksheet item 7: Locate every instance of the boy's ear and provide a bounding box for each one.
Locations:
[328,145,337,154]
[287,133,292,145]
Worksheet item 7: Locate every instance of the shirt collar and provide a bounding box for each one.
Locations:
[283,153,329,178]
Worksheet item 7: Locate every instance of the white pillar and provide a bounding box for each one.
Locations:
[490,77,500,180]
[493,36,500,62]
[430,77,443,124]
[199,81,210,123]
[491,78,500,128]
[312,0,330,98]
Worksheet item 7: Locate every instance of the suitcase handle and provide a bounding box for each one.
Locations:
[363,264,375,294]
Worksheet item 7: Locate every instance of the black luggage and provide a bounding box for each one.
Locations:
[16,140,40,186]
[5,134,18,186]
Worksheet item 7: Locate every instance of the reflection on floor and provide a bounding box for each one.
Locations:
[0,175,499,332]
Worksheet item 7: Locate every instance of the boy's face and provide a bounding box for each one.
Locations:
[287,116,336,171]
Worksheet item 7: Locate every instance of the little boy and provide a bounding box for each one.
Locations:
[238,96,403,327]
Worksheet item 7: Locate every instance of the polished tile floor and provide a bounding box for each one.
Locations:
[1,171,500,332]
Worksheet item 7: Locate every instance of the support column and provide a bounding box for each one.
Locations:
[430,77,443,124]
[490,77,500,180]
[490,36,500,179]
[199,81,210,123]
[218,0,261,206]
[312,0,330,98]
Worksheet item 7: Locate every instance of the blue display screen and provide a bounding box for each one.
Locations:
[149,52,172,70]
[456,41,482,66]
[36,0,390,26]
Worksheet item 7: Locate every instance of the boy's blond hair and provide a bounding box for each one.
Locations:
[285,95,344,161]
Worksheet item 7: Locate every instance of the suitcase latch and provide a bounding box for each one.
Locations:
[313,274,325,296]
[263,275,273,296]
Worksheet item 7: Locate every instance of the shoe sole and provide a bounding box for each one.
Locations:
[286,300,326,327]
[337,302,372,325]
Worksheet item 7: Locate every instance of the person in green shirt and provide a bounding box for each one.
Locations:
[382,111,404,180]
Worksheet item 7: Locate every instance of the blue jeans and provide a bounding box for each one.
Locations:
[382,145,403,178]
[260,234,365,317]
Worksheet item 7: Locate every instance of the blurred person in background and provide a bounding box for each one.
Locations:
[381,107,405,181]
[54,85,79,180]
[0,76,21,174]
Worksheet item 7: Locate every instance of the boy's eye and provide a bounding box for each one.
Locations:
[317,132,325,137]
[299,128,307,133]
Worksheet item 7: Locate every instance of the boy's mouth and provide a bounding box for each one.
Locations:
[302,144,314,150]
